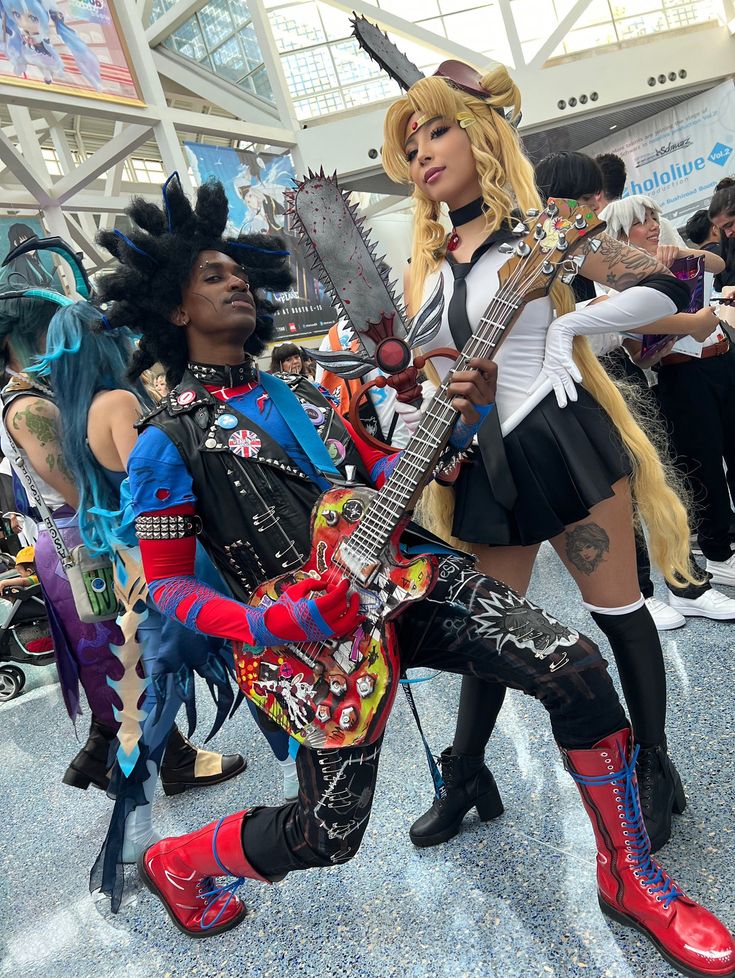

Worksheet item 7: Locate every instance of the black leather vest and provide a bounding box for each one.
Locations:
[137,371,371,601]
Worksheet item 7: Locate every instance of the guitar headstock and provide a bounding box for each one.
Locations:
[496,197,606,301]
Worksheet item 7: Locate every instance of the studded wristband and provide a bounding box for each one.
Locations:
[135,514,201,540]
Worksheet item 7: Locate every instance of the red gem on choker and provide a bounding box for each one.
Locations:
[447,230,461,251]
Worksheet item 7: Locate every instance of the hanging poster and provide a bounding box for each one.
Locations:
[184,141,338,341]
[0,0,142,104]
[584,80,735,226]
[0,216,60,291]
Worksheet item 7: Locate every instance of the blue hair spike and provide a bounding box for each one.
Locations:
[162,172,180,232]
[227,240,290,257]
[0,287,75,308]
[112,229,157,264]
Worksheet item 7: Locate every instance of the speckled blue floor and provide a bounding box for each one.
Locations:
[2,543,734,978]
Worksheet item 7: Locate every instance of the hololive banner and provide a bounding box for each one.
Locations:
[584,80,735,226]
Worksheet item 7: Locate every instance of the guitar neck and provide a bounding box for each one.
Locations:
[348,302,519,564]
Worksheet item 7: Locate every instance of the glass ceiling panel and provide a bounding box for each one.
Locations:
[158,0,274,104]
[155,0,722,124]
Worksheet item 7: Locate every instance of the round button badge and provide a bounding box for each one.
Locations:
[228,429,262,458]
[217,413,239,430]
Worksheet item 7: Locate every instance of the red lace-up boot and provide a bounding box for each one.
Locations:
[138,810,269,938]
[564,729,735,978]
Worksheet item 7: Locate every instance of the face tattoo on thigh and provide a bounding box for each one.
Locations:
[565,523,610,575]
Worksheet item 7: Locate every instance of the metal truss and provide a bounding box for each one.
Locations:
[0,0,732,272]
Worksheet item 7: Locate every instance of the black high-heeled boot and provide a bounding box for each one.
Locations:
[409,747,504,847]
[635,741,686,852]
[160,726,247,796]
[62,715,116,790]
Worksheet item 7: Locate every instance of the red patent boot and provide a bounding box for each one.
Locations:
[138,810,269,938]
[564,729,735,978]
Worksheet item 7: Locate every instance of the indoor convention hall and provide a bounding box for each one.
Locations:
[1,2,734,977]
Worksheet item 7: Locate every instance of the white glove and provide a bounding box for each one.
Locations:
[393,398,424,435]
[530,286,678,408]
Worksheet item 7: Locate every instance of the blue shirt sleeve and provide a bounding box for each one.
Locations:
[128,427,196,514]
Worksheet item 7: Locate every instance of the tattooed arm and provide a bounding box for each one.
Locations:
[5,395,79,509]
[578,233,673,292]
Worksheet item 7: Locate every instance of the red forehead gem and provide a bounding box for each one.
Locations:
[411,121,418,131]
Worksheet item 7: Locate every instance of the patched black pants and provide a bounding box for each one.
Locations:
[243,554,626,877]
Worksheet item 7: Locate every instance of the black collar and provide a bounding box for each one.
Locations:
[448,196,487,228]
[187,359,259,388]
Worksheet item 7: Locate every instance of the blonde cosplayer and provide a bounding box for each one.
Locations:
[382,71,697,588]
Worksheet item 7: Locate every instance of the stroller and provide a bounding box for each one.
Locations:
[0,578,54,701]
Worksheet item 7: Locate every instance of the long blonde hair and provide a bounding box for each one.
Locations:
[382,69,698,586]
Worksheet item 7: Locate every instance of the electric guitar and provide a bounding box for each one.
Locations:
[232,197,605,749]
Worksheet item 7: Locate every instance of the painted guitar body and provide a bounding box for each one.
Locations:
[232,485,438,749]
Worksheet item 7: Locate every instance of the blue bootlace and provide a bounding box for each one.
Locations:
[198,818,246,930]
[570,743,681,910]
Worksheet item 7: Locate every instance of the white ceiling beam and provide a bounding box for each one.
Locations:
[99,122,127,232]
[110,0,194,194]
[0,129,53,204]
[64,214,109,269]
[319,0,487,65]
[167,107,297,146]
[247,0,298,133]
[8,105,51,176]
[53,124,154,203]
[0,82,159,124]
[361,195,406,219]
[154,49,281,126]
[528,0,594,69]
[146,0,209,48]
[497,0,526,69]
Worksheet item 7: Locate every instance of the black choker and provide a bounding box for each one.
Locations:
[447,197,487,251]
[188,359,259,388]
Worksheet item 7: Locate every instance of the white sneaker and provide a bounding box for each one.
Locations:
[645,597,686,630]
[705,554,735,587]
[668,588,735,620]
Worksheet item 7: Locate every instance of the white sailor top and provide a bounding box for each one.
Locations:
[420,246,554,424]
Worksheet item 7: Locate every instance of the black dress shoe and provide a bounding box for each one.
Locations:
[160,726,247,797]
[636,742,686,852]
[62,716,116,790]
[409,746,504,848]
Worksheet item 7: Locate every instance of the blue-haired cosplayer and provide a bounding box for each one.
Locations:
[0,0,101,89]
[32,293,253,910]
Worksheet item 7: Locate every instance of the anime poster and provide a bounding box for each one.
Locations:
[184,142,338,341]
[0,216,60,291]
[0,0,142,104]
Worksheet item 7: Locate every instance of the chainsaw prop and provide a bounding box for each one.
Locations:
[286,170,453,451]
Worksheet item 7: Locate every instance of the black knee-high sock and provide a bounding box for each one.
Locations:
[590,606,666,748]
[452,677,507,756]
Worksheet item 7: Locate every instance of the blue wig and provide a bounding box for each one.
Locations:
[32,301,147,556]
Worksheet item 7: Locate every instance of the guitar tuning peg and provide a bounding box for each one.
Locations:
[574,213,587,229]
[547,200,559,217]
[555,232,569,252]
[512,221,527,235]
[541,260,554,275]
[498,242,514,254]
[534,223,547,240]
[526,208,540,218]
[515,242,531,257]
[588,238,602,252]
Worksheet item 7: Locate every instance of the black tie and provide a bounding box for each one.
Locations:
[447,262,518,511]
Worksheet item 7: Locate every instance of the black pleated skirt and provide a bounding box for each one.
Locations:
[452,387,632,547]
